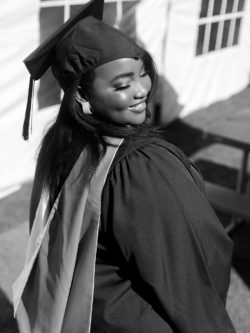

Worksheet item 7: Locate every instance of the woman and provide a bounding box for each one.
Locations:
[13,1,235,332]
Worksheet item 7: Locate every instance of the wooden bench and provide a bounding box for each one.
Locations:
[205,181,250,233]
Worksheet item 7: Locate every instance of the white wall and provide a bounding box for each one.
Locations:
[136,0,250,120]
[136,0,180,123]
[1,0,250,191]
[0,0,50,191]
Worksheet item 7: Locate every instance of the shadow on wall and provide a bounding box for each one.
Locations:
[149,75,183,126]
[118,2,183,125]
[0,289,19,333]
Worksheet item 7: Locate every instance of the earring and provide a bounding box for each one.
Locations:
[81,100,92,114]
[76,90,92,114]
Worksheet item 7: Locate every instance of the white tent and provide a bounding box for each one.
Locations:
[1,0,250,192]
[137,0,250,120]
[0,0,40,192]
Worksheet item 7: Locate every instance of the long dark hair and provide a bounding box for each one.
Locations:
[35,50,159,203]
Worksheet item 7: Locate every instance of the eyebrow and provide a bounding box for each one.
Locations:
[111,72,134,83]
[111,64,146,83]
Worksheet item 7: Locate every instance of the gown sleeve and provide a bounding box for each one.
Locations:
[101,140,235,333]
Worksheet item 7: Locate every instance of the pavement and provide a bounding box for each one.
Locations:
[0,86,250,332]
[0,183,30,333]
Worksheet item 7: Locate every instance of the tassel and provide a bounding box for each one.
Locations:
[22,76,34,140]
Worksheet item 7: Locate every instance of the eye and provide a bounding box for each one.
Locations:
[114,84,130,91]
[140,70,149,78]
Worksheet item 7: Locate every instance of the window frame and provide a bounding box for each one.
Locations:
[196,0,246,56]
[39,0,137,24]
[38,0,138,109]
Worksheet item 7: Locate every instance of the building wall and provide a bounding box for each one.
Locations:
[0,0,41,190]
[0,0,38,119]
[1,0,250,191]
[136,0,250,119]
[165,0,250,116]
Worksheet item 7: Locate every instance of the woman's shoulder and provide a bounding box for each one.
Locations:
[110,135,189,173]
[108,134,204,191]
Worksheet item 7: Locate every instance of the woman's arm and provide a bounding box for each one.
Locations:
[102,141,235,333]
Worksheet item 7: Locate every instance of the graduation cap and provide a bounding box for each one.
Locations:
[23,0,144,140]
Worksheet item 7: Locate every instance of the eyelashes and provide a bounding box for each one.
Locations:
[114,85,130,91]
[140,71,149,77]
[114,72,149,91]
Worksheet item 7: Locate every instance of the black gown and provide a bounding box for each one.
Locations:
[89,136,235,332]
[28,135,235,332]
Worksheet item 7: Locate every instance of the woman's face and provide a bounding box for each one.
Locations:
[87,58,152,125]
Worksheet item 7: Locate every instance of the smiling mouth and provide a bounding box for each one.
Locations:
[128,101,146,112]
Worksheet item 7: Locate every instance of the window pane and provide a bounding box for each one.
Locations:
[103,2,117,26]
[226,0,234,13]
[120,1,139,39]
[40,7,64,42]
[38,7,64,110]
[237,0,246,11]
[213,0,222,16]
[70,5,83,16]
[233,17,242,45]
[196,24,205,55]
[221,19,230,48]
[200,0,209,18]
[209,22,219,51]
[122,0,139,11]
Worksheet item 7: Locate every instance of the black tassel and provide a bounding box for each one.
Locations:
[22,76,34,140]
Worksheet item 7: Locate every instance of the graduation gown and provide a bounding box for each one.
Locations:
[17,135,235,332]
[89,137,235,332]
[13,137,124,333]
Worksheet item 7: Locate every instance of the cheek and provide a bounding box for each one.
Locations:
[106,91,131,110]
[145,76,152,93]
[89,91,131,115]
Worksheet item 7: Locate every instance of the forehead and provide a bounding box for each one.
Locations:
[94,58,144,81]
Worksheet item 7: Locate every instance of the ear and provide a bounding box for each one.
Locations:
[75,89,92,114]
[75,88,88,104]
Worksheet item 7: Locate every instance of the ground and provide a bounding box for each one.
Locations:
[0,86,250,332]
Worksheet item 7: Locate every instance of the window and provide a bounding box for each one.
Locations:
[38,0,139,110]
[38,5,64,109]
[196,0,246,56]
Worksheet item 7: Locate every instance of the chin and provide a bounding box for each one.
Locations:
[129,114,146,125]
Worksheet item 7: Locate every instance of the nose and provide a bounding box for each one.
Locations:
[134,77,151,99]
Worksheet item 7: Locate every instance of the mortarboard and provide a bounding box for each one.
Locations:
[23,0,144,140]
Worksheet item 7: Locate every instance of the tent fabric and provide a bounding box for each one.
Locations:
[1,0,250,191]
[0,0,41,193]
[136,0,250,119]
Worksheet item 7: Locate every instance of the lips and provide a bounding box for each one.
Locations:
[128,101,146,113]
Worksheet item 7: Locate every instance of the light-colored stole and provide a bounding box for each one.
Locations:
[12,137,124,333]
